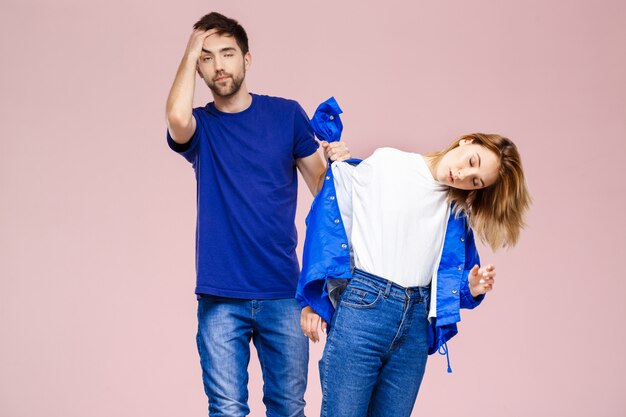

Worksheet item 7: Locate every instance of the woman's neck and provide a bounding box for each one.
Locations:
[422,154,438,181]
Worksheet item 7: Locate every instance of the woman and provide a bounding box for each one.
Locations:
[296,98,530,417]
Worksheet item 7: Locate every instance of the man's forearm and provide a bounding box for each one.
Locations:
[296,151,327,197]
[166,53,198,143]
[314,166,328,196]
[166,30,212,143]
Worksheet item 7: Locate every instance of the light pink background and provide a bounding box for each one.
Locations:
[1,0,625,416]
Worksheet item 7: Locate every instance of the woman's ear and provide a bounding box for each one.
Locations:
[459,138,474,146]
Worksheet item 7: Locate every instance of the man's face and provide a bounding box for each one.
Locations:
[197,31,250,98]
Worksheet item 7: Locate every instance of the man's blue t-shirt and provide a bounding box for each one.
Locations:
[168,94,319,299]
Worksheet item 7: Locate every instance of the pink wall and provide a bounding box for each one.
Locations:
[1,0,625,416]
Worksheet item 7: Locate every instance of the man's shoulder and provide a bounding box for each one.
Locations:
[192,103,215,117]
[252,93,302,111]
[192,95,303,116]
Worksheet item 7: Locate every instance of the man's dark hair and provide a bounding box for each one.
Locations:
[194,12,249,55]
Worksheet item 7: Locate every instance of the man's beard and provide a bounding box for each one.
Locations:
[207,69,245,98]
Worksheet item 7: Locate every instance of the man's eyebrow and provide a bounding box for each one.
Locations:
[201,47,237,54]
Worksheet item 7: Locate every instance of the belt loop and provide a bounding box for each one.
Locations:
[384,281,392,298]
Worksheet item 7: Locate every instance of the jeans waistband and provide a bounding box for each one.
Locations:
[352,268,430,301]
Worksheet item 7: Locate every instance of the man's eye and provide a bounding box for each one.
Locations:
[202,56,212,62]
[224,53,234,57]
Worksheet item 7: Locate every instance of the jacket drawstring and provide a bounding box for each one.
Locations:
[438,336,453,373]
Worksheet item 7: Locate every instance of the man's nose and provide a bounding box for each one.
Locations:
[213,57,224,70]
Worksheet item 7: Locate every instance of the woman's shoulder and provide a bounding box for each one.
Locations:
[366,147,423,166]
[369,146,418,158]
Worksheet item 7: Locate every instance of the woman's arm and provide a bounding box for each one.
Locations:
[458,227,494,308]
[300,306,328,343]
[468,264,496,297]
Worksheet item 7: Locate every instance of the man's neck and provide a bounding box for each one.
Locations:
[213,86,252,113]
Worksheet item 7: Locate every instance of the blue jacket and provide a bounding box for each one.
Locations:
[296,98,485,371]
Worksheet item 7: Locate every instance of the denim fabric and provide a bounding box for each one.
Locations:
[320,269,430,417]
[196,295,308,417]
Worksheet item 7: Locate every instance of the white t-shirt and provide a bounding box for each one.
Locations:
[336,147,450,288]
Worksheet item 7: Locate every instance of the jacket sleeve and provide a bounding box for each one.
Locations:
[295,287,309,309]
[459,228,485,309]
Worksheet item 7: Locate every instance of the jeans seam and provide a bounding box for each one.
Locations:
[389,297,411,352]
[351,277,381,293]
[401,300,417,348]
[253,321,275,417]
[321,305,340,417]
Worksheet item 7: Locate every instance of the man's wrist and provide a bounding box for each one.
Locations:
[184,52,200,65]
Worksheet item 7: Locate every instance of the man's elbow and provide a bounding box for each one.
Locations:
[166,110,191,129]
[166,114,194,144]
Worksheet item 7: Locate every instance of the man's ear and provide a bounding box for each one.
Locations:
[244,51,252,71]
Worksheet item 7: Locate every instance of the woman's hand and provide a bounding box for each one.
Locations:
[300,306,327,343]
[468,264,496,298]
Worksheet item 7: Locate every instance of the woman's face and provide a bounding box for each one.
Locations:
[435,140,500,190]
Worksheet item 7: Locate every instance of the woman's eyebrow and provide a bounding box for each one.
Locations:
[476,152,482,167]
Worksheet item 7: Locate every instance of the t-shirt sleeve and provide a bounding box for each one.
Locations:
[292,103,319,159]
[166,110,202,163]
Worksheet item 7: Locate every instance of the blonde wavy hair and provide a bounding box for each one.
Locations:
[428,133,531,250]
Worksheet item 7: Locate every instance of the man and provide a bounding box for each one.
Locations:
[165,12,349,417]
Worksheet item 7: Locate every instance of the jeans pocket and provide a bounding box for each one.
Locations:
[340,287,382,309]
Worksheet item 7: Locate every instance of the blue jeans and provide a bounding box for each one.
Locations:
[196,295,308,417]
[320,269,430,417]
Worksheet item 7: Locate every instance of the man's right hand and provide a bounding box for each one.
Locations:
[166,29,219,145]
[300,306,327,343]
[184,29,217,61]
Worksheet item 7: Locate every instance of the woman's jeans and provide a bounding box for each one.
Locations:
[320,269,430,417]
[196,295,308,417]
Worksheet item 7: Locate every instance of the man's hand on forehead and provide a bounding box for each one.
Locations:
[185,28,222,59]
